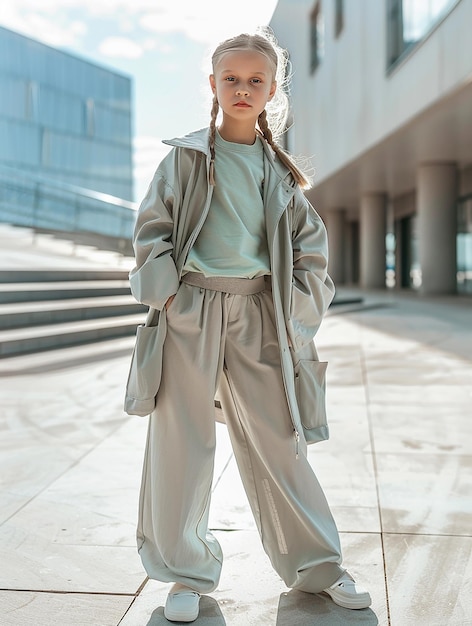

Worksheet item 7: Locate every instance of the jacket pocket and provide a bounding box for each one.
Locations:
[295,359,329,444]
[124,310,167,417]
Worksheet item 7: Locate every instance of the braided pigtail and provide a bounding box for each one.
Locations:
[208,94,219,186]
[258,110,311,189]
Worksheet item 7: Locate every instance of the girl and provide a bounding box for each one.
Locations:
[128,28,371,622]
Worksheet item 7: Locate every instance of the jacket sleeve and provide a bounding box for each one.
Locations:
[129,151,180,311]
[289,186,335,350]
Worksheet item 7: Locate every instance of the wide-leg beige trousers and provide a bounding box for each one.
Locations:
[137,280,344,594]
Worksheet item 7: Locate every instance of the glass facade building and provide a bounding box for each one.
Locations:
[0,26,135,241]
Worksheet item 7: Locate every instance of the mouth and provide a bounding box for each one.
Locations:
[234,101,251,108]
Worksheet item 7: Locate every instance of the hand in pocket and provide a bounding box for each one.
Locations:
[165,294,176,311]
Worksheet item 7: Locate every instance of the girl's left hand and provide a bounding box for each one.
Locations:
[165,294,176,311]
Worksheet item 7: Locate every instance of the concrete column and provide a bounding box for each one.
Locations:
[360,193,387,289]
[345,220,354,284]
[394,218,404,289]
[326,209,346,284]
[417,163,457,294]
[346,219,360,285]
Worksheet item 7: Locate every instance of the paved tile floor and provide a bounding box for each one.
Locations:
[1,284,471,625]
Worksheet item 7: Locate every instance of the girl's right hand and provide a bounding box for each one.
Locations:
[164,294,176,311]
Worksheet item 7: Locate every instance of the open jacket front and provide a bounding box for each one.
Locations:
[129,127,336,446]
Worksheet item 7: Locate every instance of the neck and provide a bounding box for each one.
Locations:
[217,120,257,145]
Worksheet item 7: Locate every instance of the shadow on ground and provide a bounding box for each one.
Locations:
[145,595,227,625]
[276,590,379,625]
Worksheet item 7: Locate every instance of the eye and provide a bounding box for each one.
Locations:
[251,78,262,84]
[224,76,236,82]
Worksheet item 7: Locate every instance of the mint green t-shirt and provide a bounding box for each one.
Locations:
[183,131,270,278]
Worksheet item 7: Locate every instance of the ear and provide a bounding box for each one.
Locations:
[268,80,277,101]
[209,74,216,95]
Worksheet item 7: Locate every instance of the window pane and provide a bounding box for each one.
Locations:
[0,74,27,119]
[403,0,457,42]
[335,0,344,37]
[310,2,324,73]
[0,118,41,166]
[388,0,459,67]
[40,86,84,134]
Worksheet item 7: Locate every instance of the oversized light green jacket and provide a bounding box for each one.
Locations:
[129,127,335,447]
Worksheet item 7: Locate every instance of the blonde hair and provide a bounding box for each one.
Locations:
[209,28,311,189]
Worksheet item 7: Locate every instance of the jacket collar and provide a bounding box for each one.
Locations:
[162,127,293,185]
[162,127,210,153]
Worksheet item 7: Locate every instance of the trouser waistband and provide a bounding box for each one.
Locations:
[181,272,268,296]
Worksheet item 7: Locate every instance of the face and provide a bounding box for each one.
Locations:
[210,49,277,127]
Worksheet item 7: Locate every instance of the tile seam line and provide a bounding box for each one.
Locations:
[116,577,149,626]
[358,323,392,626]
[208,529,471,539]
[380,531,472,539]
[0,416,136,527]
[0,589,140,596]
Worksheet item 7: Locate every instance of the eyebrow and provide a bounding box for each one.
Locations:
[220,70,268,76]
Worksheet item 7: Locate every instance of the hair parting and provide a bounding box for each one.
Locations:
[208,27,311,189]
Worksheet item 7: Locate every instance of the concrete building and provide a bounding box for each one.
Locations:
[0,26,136,244]
[270,0,472,294]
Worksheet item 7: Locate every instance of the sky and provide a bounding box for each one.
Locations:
[0,0,279,202]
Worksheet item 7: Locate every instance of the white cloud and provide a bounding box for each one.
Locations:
[0,7,88,48]
[141,38,173,54]
[85,0,162,17]
[142,38,157,51]
[0,0,275,19]
[0,0,278,48]
[99,36,144,59]
[139,1,279,47]
[0,0,279,89]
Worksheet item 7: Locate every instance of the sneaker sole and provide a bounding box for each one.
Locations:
[323,588,372,610]
[164,607,199,622]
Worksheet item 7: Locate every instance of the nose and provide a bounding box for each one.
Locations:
[236,88,249,97]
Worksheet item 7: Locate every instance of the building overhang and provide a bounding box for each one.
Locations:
[306,79,472,213]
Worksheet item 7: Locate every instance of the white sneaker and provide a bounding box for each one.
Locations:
[323,571,371,609]
[164,590,200,622]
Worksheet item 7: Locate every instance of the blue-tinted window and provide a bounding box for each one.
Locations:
[310,2,324,74]
[0,74,27,119]
[403,0,458,42]
[44,131,131,180]
[0,25,134,209]
[335,0,344,38]
[94,102,131,145]
[0,118,41,166]
[0,27,135,238]
[387,0,459,69]
[39,86,84,135]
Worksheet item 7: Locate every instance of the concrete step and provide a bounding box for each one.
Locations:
[0,314,144,358]
[0,227,141,357]
[0,336,135,375]
[0,269,130,282]
[0,223,135,267]
[0,295,147,329]
[0,280,132,303]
